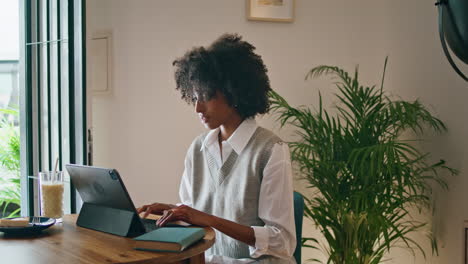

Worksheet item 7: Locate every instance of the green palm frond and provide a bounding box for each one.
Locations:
[0,107,21,216]
[269,58,456,264]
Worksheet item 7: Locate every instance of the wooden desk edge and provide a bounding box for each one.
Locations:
[67,214,215,264]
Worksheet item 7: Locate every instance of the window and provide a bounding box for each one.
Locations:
[21,0,87,216]
[0,0,20,218]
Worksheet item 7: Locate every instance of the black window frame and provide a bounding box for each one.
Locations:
[20,0,87,216]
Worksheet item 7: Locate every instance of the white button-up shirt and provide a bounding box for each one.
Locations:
[179,118,297,263]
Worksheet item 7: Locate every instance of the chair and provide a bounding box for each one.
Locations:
[293,191,304,264]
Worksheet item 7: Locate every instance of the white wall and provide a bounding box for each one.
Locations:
[87,1,468,263]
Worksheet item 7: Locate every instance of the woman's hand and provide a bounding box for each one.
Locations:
[156,205,213,227]
[137,203,176,218]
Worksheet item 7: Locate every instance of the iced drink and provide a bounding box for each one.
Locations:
[39,171,64,221]
[40,182,64,219]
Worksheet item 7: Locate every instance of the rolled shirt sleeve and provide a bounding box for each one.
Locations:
[249,142,297,261]
[179,153,193,207]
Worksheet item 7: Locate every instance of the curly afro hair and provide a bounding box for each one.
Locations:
[173,33,271,119]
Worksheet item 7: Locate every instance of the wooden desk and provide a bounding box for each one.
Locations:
[0,214,215,264]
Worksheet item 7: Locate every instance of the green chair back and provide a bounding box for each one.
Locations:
[293,191,304,263]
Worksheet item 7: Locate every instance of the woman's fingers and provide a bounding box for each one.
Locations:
[156,210,168,226]
[154,206,210,227]
[137,204,149,215]
[136,206,144,214]
[157,210,174,226]
[142,206,153,219]
[138,203,168,218]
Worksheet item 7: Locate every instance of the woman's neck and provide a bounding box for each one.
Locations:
[219,116,243,142]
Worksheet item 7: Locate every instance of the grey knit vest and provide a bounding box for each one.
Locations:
[187,127,282,261]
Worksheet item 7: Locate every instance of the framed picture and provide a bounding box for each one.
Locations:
[247,0,295,22]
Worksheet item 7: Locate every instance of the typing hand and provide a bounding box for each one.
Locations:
[137,203,176,219]
[156,205,212,227]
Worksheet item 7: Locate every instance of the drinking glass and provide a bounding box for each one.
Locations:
[39,171,64,223]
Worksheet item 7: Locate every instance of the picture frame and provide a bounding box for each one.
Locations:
[89,30,113,95]
[247,0,295,23]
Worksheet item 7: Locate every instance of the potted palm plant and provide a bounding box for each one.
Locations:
[269,59,457,264]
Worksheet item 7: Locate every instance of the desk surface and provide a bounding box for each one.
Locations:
[0,214,215,264]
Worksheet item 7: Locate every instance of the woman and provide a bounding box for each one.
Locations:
[138,33,296,264]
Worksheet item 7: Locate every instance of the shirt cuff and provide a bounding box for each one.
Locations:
[249,226,269,258]
[175,202,192,207]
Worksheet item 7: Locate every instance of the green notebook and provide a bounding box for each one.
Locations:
[133,227,206,252]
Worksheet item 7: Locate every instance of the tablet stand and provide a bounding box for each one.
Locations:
[76,203,144,237]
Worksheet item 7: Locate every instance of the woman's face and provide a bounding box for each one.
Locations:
[195,91,240,130]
